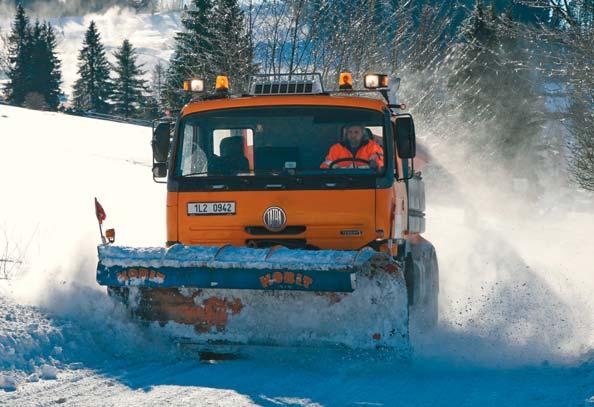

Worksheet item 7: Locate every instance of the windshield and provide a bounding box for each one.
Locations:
[175,106,386,177]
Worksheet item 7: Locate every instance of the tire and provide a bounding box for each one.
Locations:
[406,242,439,330]
[423,249,439,328]
[404,252,416,305]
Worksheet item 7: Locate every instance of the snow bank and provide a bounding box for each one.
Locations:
[0,297,64,373]
[0,374,17,391]
[40,365,58,380]
[0,282,178,393]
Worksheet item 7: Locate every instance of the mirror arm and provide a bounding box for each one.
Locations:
[396,158,415,181]
[152,162,168,184]
[405,152,415,180]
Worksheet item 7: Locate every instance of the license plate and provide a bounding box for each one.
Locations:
[187,202,236,216]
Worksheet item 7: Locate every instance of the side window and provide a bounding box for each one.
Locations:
[366,126,384,146]
[213,128,254,170]
[179,123,207,175]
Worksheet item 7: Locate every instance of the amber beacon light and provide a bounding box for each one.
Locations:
[216,75,229,91]
[339,72,353,90]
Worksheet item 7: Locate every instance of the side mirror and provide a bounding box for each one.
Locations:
[152,162,167,178]
[394,114,416,159]
[152,121,172,163]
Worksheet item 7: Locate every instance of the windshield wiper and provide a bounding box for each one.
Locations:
[183,171,209,177]
[182,170,254,177]
[181,168,378,177]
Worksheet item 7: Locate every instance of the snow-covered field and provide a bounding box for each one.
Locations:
[1,104,594,406]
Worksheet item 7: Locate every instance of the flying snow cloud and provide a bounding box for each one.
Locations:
[401,68,594,366]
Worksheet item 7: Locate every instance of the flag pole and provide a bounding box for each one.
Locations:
[98,220,106,245]
[95,197,107,244]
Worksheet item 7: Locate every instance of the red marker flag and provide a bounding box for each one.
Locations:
[95,198,106,224]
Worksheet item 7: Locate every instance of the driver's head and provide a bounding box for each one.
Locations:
[345,125,365,148]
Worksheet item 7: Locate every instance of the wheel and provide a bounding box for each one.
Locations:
[422,249,439,328]
[405,242,439,330]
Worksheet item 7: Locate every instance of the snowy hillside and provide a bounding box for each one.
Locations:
[2,105,594,406]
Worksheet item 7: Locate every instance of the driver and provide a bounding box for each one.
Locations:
[320,125,384,169]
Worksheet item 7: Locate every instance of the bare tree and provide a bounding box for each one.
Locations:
[568,98,594,190]
[563,26,594,190]
[0,32,8,77]
[517,0,594,190]
[250,0,454,87]
[0,229,30,280]
[151,60,166,105]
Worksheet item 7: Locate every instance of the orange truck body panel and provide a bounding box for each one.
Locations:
[170,189,381,250]
[168,94,410,253]
[181,94,388,116]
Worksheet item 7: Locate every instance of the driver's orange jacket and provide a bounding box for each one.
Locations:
[320,139,384,169]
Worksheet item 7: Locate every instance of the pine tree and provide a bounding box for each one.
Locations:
[72,21,113,113]
[27,21,62,110]
[161,0,216,111]
[139,94,162,120]
[42,23,63,110]
[112,39,147,118]
[25,20,48,109]
[4,4,31,106]
[211,0,257,93]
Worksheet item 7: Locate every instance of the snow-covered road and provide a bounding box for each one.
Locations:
[2,292,593,406]
[1,105,594,406]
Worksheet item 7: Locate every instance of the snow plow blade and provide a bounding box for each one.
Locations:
[96,244,367,292]
[97,244,409,350]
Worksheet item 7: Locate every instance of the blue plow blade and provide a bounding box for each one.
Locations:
[96,244,386,292]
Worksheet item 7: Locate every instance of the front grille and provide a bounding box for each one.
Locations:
[246,239,317,250]
[245,226,306,235]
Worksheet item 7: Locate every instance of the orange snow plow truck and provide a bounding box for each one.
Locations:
[96,73,438,351]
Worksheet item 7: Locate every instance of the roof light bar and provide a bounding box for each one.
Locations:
[183,78,205,93]
[248,73,324,95]
[364,74,389,90]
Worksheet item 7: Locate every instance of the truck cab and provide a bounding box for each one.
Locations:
[153,73,424,260]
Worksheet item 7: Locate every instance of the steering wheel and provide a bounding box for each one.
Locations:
[328,157,372,169]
